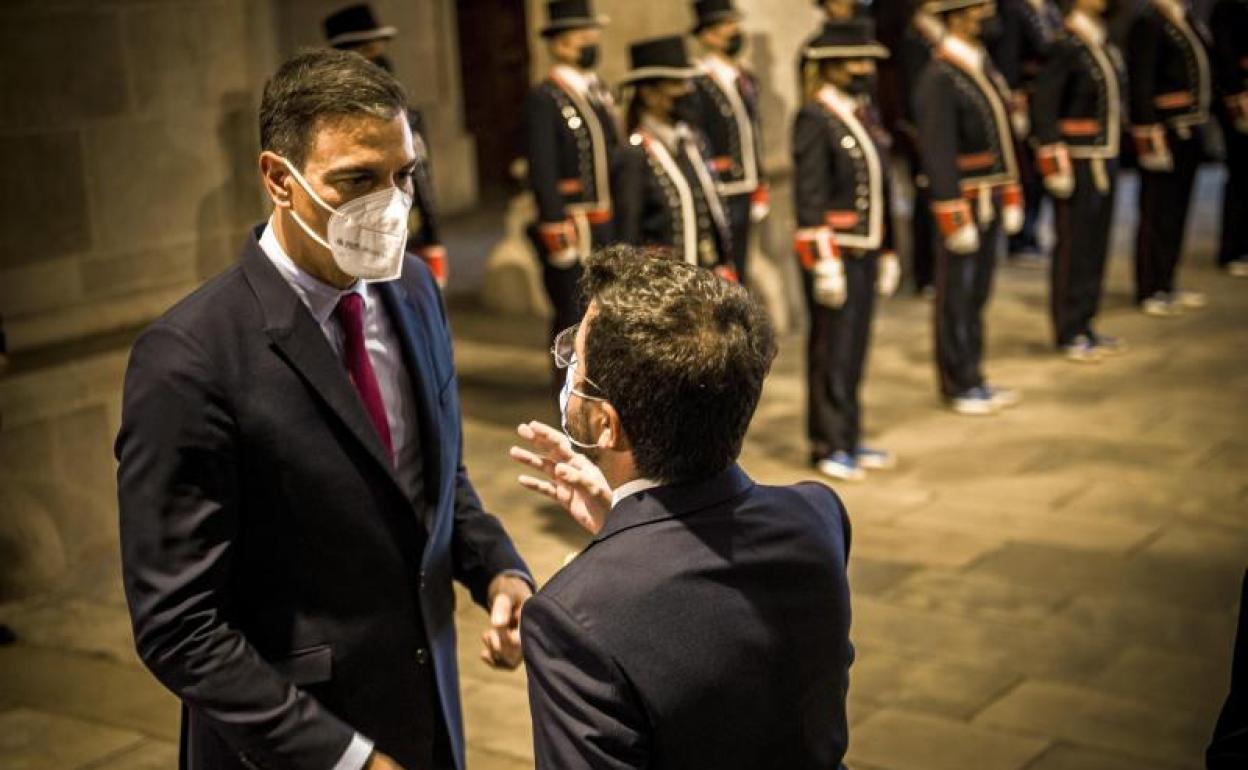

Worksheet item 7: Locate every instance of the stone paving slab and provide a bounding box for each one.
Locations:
[0,708,144,770]
[849,708,1050,770]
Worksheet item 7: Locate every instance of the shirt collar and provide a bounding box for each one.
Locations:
[1153,0,1187,19]
[699,54,740,86]
[553,64,593,96]
[610,477,662,509]
[640,114,691,152]
[1067,9,1106,45]
[259,217,366,326]
[817,83,858,115]
[941,34,984,72]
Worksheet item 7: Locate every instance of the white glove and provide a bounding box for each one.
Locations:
[945,223,980,255]
[1002,204,1024,235]
[813,258,847,309]
[1043,171,1075,200]
[1011,110,1031,139]
[1139,149,1174,173]
[749,186,770,223]
[877,251,901,297]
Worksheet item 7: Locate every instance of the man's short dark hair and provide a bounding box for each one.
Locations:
[581,247,777,483]
[260,48,407,169]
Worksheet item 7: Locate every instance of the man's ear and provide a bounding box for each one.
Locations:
[598,401,630,452]
[259,151,293,209]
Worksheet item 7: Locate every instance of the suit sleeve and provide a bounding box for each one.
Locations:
[612,145,646,246]
[525,88,568,224]
[915,66,963,205]
[1210,2,1248,97]
[1127,15,1162,127]
[989,0,1024,89]
[522,594,650,769]
[792,107,831,229]
[1031,39,1073,146]
[117,324,356,770]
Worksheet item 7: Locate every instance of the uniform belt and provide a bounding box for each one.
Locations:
[1154,91,1195,109]
[1059,119,1101,137]
[557,178,584,194]
[956,152,996,171]
[825,210,860,229]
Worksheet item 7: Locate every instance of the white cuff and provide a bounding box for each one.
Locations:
[333,733,374,770]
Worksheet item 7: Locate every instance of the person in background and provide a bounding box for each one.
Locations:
[1210,0,1248,277]
[989,0,1064,266]
[1207,569,1248,767]
[688,0,770,285]
[1032,0,1128,362]
[509,247,854,769]
[793,18,901,481]
[800,0,874,100]
[324,3,448,289]
[614,36,735,278]
[116,49,533,770]
[917,0,1025,416]
[523,0,621,399]
[1127,0,1212,316]
[896,0,946,295]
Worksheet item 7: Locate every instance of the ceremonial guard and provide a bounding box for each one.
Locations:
[916,0,1024,415]
[324,3,448,288]
[987,0,1062,263]
[800,0,870,100]
[523,0,620,392]
[1211,0,1248,276]
[688,0,770,283]
[614,36,734,277]
[1031,0,1127,362]
[793,19,901,481]
[896,2,946,294]
[1127,0,1212,315]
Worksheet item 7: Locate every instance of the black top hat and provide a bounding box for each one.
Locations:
[804,18,890,60]
[324,4,396,48]
[691,0,743,33]
[620,35,699,84]
[923,0,992,13]
[540,0,609,38]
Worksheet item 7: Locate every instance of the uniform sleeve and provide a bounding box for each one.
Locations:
[989,0,1024,89]
[1127,14,1162,127]
[792,106,832,229]
[522,593,650,769]
[1210,1,1248,96]
[525,88,568,224]
[117,324,357,769]
[1032,38,1074,146]
[915,66,963,204]
[611,145,646,246]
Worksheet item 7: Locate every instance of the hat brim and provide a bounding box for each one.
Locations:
[924,0,992,13]
[328,25,398,47]
[805,43,890,60]
[692,10,744,33]
[619,65,699,84]
[540,15,610,37]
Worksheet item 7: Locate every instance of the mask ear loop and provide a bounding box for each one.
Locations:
[280,158,337,251]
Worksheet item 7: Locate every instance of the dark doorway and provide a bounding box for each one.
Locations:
[456,0,532,199]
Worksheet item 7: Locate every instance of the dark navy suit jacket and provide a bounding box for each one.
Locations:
[116,227,530,770]
[522,464,854,769]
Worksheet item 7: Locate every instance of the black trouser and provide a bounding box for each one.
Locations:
[934,217,1001,397]
[1219,113,1248,266]
[902,141,937,291]
[1051,158,1118,347]
[802,252,878,460]
[1135,130,1201,301]
[725,192,752,284]
[1009,138,1045,255]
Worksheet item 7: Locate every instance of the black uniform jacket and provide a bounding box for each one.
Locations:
[690,59,766,198]
[613,121,732,268]
[1210,0,1248,102]
[524,70,622,226]
[522,465,854,770]
[1032,15,1126,160]
[117,230,531,770]
[1126,0,1212,134]
[793,86,895,253]
[989,0,1063,91]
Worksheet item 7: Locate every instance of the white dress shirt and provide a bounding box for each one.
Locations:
[611,477,662,509]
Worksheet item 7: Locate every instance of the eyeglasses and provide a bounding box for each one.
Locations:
[551,324,607,400]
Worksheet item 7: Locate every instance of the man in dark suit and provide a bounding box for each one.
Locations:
[116,49,533,770]
[509,247,855,769]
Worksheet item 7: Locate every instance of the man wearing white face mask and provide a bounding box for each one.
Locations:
[116,49,533,770]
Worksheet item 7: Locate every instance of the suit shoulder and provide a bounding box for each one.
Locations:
[147,262,251,343]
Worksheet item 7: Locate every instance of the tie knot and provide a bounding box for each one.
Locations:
[335,292,365,331]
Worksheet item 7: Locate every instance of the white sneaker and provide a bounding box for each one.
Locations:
[1228,260,1248,278]
[816,451,867,482]
[950,387,1000,416]
[1062,335,1102,364]
[986,385,1022,409]
[1173,290,1206,309]
[1141,295,1182,317]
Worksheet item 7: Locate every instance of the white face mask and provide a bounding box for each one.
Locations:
[281,158,413,281]
[559,360,605,450]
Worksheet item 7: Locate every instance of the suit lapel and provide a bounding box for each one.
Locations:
[240,236,408,495]
[377,281,444,506]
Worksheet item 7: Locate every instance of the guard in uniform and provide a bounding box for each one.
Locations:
[614,36,734,277]
[1211,0,1248,276]
[800,0,873,101]
[1127,0,1212,315]
[1032,0,1127,362]
[688,0,770,284]
[793,19,901,481]
[896,2,946,294]
[916,0,1025,415]
[523,0,620,394]
[989,0,1063,263]
[324,3,448,288]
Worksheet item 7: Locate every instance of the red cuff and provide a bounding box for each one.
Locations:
[931,199,974,238]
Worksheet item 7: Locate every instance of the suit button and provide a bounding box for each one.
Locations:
[415,648,429,666]
[419,571,427,591]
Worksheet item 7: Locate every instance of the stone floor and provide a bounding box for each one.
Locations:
[1,170,1245,769]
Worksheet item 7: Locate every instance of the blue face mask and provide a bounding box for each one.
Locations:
[559,360,606,450]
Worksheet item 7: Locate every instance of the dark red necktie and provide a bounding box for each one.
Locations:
[334,293,393,459]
